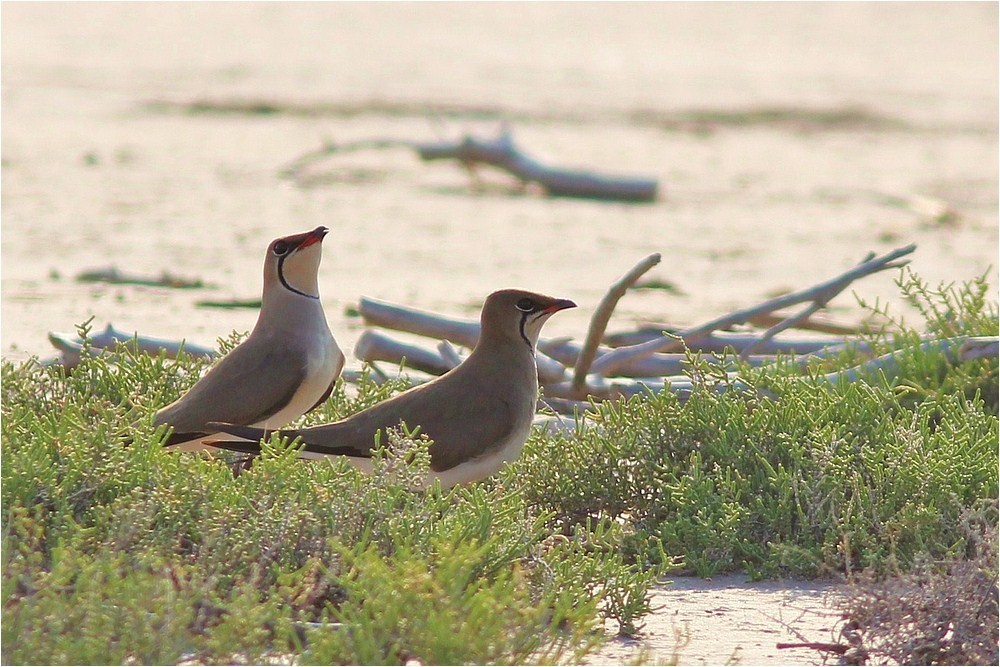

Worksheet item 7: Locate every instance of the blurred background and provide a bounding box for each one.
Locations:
[2,2,997,363]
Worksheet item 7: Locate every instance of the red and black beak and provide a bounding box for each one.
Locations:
[541,298,577,315]
[294,226,329,251]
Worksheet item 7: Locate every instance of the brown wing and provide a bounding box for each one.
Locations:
[263,369,521,471]
[155,338,306,438]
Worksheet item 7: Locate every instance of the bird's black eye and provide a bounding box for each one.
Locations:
[272,240,290,256]
[515,298,535,313]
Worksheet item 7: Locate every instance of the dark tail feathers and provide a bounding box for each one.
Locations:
[206,422,270,441]
[204,439,265,455]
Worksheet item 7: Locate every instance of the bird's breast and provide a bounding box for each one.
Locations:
[257,323,342,430]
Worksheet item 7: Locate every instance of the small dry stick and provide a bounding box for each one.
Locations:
[571,253,661,397]
[775,641,850,655]
[591,245,915,377]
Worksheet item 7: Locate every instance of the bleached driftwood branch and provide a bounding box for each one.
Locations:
[600,329,863,354]
[819,336,999,385]
[571,253,661,397]
[282,127,659,202]
[46,324,216,370]
[417,129,659,202]
[589,245,915,377]
[359,296,481,348]
[588,336,998,401]
[353,328,568,385]
[541,337,864,376]
[353,330,457,377]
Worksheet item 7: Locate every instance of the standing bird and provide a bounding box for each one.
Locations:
[208,289,575,488]
[156,226,344,452]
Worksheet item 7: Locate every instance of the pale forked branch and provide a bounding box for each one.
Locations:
[416,129,659,202]
[739,300,826,360]
[280,128,659,202]
[590,245,916,378]
[571,253,661,397]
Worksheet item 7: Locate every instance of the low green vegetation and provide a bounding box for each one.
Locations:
[2,271,996,664]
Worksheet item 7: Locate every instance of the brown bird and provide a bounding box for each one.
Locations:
[156,226,344,451]
[208,289,575,488]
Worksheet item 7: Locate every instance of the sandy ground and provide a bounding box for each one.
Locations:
[2,3,997,664]
[594,575,842,666]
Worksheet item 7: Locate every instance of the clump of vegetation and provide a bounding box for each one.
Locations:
[517,270,997,579]
[2,270,996,664]
[1,329,652,665]
[837,511,998,665]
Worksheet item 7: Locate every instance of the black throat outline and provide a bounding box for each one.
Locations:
[518,311,535,350]
[277,254,319,300]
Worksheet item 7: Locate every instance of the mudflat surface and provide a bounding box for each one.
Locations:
[1,4,996,664]
[594,575,843,665]
[2,3,996,365]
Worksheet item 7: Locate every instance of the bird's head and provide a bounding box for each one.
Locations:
[479,289,576,351]
[262,226,329,300]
